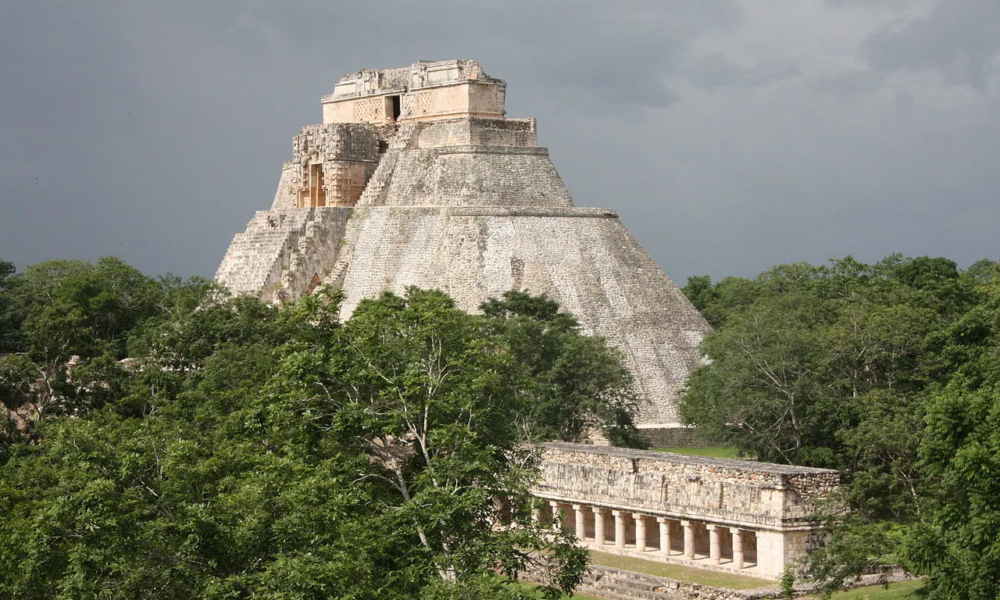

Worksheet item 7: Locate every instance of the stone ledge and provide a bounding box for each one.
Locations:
[430,145,549,155]
[540,442,839,476]
[447,207,618,218]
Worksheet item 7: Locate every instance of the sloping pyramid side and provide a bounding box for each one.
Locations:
[325,142,710,426]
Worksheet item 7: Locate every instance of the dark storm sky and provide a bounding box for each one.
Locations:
[1,0,998,283]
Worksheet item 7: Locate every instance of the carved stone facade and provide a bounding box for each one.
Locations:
[216,60,712,428]
[290,124,380,208]
[534,443,838,581]
[322,59,506,125]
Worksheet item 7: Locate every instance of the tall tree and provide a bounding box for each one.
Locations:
[0,285,596,598]
[0,259,21,354]
[680,256,984,592]
[899,280,1000,599]
[481,291,642,446]
[278,287,587,590]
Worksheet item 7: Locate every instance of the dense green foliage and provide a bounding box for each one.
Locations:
[0,257,642,599]
[680,256,1000,599]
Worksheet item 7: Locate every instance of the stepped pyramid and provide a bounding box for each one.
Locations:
[216,60,710,431]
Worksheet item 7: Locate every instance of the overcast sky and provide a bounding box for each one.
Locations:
[2,0,998,283]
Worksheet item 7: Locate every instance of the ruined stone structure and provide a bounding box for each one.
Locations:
[216,60,840,585]
[216,59,711,428]
[533,443,839,581]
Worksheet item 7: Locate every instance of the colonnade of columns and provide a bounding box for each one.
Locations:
[539,499,757,570]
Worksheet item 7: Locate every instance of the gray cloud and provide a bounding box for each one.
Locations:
[684,54,801,90]
[864,0,1000,87]
[0,0,997,286]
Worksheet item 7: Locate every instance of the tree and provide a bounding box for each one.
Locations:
[481,291,642,446]
[0,286,594,598]
[277,287,587,591]
[0,258,21,354]
[0,259,213,457]
[901,385,1000,600]
[896,281,1000,599]
[965,258,1000,284]
[679,256,985,591]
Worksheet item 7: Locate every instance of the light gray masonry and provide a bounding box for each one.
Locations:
[534,443,839,580]
[216,61,712,427]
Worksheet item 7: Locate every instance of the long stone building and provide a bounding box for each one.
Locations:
[216,59,711,432]
[534,443,838,581]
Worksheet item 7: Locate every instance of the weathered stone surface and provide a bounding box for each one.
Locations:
[326,203,707,424]
[534,443,839,580]
[535,443,839,530]
[215,207,352,302]
[215,60,712,427]
[322,59,506,125]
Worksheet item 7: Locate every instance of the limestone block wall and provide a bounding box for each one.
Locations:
[324,203,708,425]
[270,164,299,210]
[215,207,353,301]
[755,529,825,580]
[322,60,506,125]
[417,118,537,149]
[215,209,315,297]
[290,123,379,207]
[358,147,577,208]
[275,207,353,301]
[293,123,379,164]
[399,81,505,122]
[534,443,839,529]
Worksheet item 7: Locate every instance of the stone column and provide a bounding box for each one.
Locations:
[681,520,695,559]
[549,501,562,531]
[532,506,542,525]
[572,504,587,540]
[592,507,606,545]
[633,513,647,552]
[707,524,721,564]
[731,527,744,569]
[612,510,626,549]
[657,517,671,557]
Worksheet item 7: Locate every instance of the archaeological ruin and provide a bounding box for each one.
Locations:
[533,443,838,581]
[216,59,710,433]
[216,60,839,582]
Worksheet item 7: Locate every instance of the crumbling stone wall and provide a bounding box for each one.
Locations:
[215,207,354,301]
[322,60,506,125]
[290,123,379,207]
[532,442,838,580]
[535,443,838,529]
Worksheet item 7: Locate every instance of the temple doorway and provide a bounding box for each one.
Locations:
[299,163,326,207]
[390,95,401,122]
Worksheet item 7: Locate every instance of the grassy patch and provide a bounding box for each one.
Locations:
[818,579,924,600]
[655,447,742,459]
[588,550,771,590]
[516,582,603,600]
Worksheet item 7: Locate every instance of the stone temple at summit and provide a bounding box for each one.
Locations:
[216,59,712,434]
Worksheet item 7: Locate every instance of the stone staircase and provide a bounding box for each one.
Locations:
[277,207,352,300]
[356,123,422,206]
[215,209,314,296]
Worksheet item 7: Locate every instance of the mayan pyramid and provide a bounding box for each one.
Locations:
[216,60,711,431]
